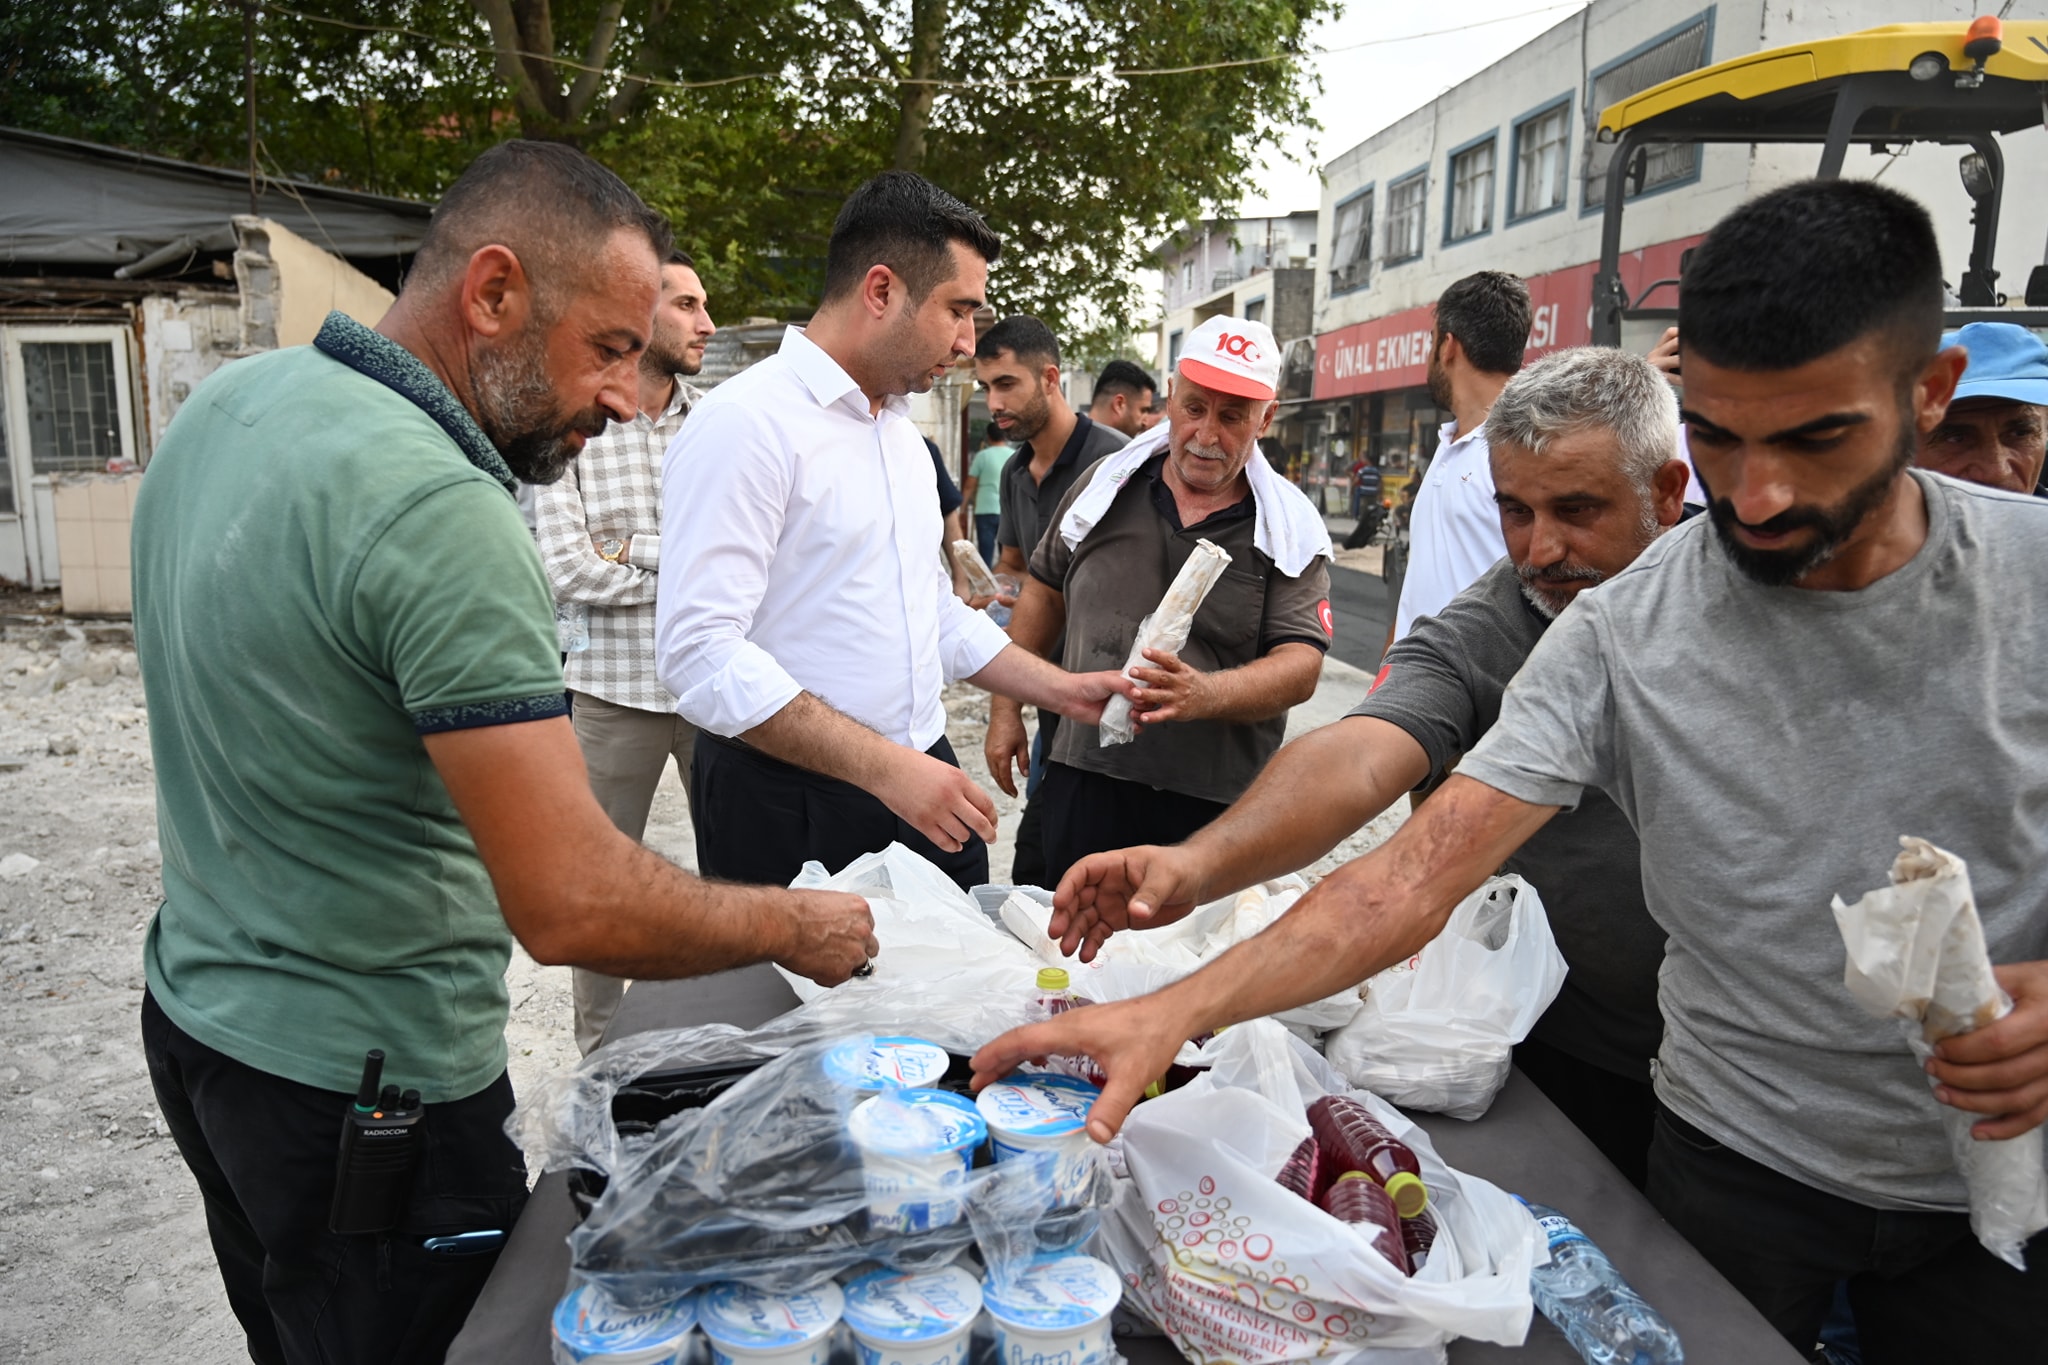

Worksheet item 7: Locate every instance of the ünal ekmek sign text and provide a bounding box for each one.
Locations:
[1311,236,1702,400]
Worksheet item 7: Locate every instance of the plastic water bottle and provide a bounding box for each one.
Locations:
[1519,1200,1683,1365]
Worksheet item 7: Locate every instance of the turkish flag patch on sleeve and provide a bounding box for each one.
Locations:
[1368,663,1391,694]
[1317,599,1334,636]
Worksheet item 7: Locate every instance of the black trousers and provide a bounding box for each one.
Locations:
[1646,1101,2048,1362]
[141,991,527,1365]
[1511,1036,1656,1191]
[1010,713,1059,887]
[1039,761,1230,891]
[692,733,988,891]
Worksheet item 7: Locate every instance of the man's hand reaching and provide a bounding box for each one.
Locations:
[972,994,1194,1143]
[874,748,998,853]
[1049,844,1207,961]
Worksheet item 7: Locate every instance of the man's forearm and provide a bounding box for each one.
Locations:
[1185,644,1323,723]
[1154,776,1557,1036]
[1179,717,1430,899]
[970,644,1091,719]
[741,691,901,791]
[537,840,802,977]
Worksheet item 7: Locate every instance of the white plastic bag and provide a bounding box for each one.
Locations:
[1831,837,2048,1270]
[1099,538,1231,747]
[999,877,1363,1033]
[1098,1019,1540,1362]
[1323,875,1565,1120]
[779,844,1038,1004]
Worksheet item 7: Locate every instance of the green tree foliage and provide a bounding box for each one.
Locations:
[2,0,1336,345]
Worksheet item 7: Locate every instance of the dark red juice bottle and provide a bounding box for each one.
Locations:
[1320,1172,1410,1274]
[1275,1136,1325,1203]
[1307,1095,1429,1218]
[1400,1206,1438,1270]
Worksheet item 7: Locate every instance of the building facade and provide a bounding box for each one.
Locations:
[1293,0,2048,506]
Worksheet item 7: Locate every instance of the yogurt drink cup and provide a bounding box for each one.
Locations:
[846,1088,987,1233]
[824,1037,952,1092]
[974,1074,1100,1204]
[982,1254,1121,1365]
[840,1265,983,1365]
[698,1282,843,1365]
[552,1283,698,1365]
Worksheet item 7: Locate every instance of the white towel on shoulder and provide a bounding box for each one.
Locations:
[1055,424,1333,577]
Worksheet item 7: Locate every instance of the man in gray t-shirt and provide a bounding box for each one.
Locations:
[979,181,2048,1359]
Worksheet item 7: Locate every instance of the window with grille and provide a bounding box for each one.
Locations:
[1447,140,1496,241]
[1329,189,1373,294]
[22,341,125,475]
[1583,15,1711,209]
[1182,260,1194,292]
[1243,299,1265,324]
[1514,104,1570,218]
[1385,174,1427,264]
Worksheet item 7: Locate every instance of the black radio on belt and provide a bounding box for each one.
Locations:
[329,1049,423,1235]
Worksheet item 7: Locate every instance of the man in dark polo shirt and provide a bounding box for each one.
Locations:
[976,314,1129,882]
[992,315,1333,884]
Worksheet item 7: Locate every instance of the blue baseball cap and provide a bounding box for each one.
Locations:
[1942,322,2048,406]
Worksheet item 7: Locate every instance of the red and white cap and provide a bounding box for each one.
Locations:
[1178,315,1281,401]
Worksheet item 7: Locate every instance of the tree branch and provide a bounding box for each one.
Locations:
[564,0,627,123]
[471,0,561,131]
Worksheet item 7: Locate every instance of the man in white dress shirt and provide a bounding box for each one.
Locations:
[1386,271,1532,649]
[658,172,1132,891]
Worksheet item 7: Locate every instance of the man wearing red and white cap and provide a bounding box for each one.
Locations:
[986,315,1334,885]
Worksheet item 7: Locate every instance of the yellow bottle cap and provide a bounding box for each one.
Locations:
[1384,1171,1429,1218]
[1036,967,1070,991]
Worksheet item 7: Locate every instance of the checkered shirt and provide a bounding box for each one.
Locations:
[534,379,704,712]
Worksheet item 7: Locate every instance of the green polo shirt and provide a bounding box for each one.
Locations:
[133,312,568,1103]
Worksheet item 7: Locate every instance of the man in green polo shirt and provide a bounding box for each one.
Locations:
[132,141,875,1365]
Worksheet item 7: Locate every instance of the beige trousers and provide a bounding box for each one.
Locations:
[568,691,697,1055]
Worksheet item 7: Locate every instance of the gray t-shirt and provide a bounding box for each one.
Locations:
[1462,471,2048,1212]
[1350,558,1665,1083]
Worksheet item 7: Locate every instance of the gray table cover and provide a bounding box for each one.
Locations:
[448,969,1800,1365]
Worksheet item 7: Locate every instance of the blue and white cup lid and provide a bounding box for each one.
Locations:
[975,1074,1098,1138]
[825,1037,952,1091]
[848,1088,986,1157]
[552,1283,697,1355]
[699,1281,844,1349]
[841,1266,983,1342]
[983,1255,1121,1330]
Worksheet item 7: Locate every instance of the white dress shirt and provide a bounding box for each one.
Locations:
[1392,419,1509,642]
[657,327,1012,749]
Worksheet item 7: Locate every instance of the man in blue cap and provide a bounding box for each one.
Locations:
[1918,322,2047,496]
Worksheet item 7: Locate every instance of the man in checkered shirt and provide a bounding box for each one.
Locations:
[536,246,717,1053]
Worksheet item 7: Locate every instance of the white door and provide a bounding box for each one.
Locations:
[0,325,141,589]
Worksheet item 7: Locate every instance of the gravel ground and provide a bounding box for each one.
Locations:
[0,635,1398,1362]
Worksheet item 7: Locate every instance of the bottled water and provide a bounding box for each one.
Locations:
[1520,1200,1683,1365]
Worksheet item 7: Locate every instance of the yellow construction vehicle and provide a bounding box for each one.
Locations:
[1590,16,2048,346]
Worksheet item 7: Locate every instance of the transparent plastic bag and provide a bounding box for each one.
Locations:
[1098,1019,1541,1362]
[548,1036,1111,1308]
[1324,875,1565,1120]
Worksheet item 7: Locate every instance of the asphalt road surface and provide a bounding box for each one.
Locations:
[1326,562,1393,676]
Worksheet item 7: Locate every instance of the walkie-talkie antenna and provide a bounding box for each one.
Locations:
[353,1049,385,1112]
